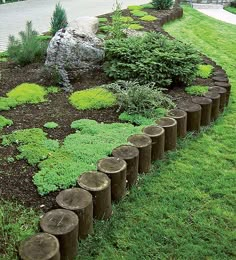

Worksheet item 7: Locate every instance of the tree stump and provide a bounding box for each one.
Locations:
[77,171,112,220]
[208,86,227,112]
[56,188,93,240]
[212,76,229,83]
[167,109,187,138]
[191,96,212,126]
[97,157,127,201]
[40,209,79,260]
[112,145,139,188]
[127,134,152,173]
[142,125,165,161]
[204,92,220,121]
[19,233,60,260]
[178,103,201,132]
[155,117,177,151]
[214,81,231,105]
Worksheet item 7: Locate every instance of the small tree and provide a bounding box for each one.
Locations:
[51,3,68,36]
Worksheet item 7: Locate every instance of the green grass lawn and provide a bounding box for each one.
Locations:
[1,6,236,260]
[224,6,236,14]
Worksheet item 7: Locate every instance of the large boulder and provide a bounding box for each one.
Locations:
[45,16,104,90]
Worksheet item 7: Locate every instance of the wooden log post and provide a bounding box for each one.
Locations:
[213,71,227,77]
[208,86,227,112]
[212,76,229,83]
[191,96,212,126]
[204,92,220,121]
[77,171,112,220]
[97,157,127,201]
[142,125,165,161]
[127,134,152,174]
[214,81,231,105]
[167,109,187,138]
[19,233,60,260]
[40,209,78,260]
[56,188,93,240]
[178,103,202,132]
[112,145,139,188]
[155,117,177,151]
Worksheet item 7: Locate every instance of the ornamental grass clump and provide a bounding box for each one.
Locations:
[104,32,201,87]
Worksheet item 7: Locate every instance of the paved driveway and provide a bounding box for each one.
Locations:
[0,0,148,51]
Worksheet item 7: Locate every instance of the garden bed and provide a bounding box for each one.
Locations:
[0,4,224,213]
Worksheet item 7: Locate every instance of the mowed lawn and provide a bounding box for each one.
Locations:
[1,6,236,260]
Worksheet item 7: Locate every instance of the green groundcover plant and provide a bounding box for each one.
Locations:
[0,115,13,129]
[43,122,59,129]
[104,32,201,88]
[2,120,143,194]
[0,83,57,111]
[185,85,209,96]
[196,64,214,78]
[69,87,116,110]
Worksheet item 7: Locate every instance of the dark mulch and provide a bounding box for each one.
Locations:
[0,6,216,212]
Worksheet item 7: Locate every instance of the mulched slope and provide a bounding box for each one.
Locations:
[0,6,215,212]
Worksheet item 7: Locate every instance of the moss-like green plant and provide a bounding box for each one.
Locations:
[119,112,155,126]
[128,24,144,30]
[46,86,60,94]
[98,17,108,23]
[131,10,148,17]
[2,128,59,165]
[196,64,214,79]
[128,5,144,11]
[43,122,59,129]
[185,85,209,96]
[140,15,157,21]
[0,83,55,111]
[0,115,13,129]
[69,87,116,110]
[6,83,47,104]
[142,3,155,9]
[120,16,134,23]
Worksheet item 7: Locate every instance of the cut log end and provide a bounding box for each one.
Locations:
[97,157,126,174]
[112,145,139,160]
[78,171,110,192]
[127,134,152,148]
[155,117,177,128]
[40,209,79,236]
[142,125,164,137]
[19,233,60,260]
[56,188,92,211]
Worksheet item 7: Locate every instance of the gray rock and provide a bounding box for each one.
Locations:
[45,16,104,90]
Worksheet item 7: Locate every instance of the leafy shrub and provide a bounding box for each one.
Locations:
[128,24,144,30]
[0,115,13,129]
[185,85,209,96]
[44,122,59,129]
[152,0,173,10]
[140,15,157,21]
[69,87,116,110]
[104,32,201,87]
[7,21,47,65]
[196,64,214,78]
[131,10,148,17]
[119,112,155,126]
[51,3,67,36]
[105,81,175,118]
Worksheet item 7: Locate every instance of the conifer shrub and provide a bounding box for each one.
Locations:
[7,21,47,65]
[51,3,68,36]
[152,0,173,10]
[104,32,201,87]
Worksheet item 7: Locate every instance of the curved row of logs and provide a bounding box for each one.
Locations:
[18,6,232,260]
